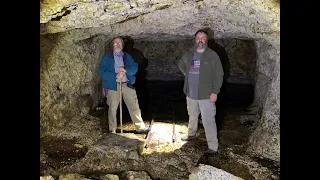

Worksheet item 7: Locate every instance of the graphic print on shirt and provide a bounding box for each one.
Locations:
[189,57,200,74]
[188,52,201,99]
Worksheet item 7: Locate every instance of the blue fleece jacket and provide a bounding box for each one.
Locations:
[98,50,138,91]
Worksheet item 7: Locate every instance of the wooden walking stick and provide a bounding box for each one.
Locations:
[119,77,123,134]
[172,101,176,143]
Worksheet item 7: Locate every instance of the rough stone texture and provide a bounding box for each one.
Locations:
[40,0,280,48]
[99,174,119,180]
[40,109,279,180]
[189,164,243,180]
[120,171,152,180]
[238,115,259,128]
[58,173,90,180]
[43,125,204,180]
[133,40,192,81]
[42,115,105,147]
[215,39,257,84]
[40,0,280,162]
[227,150,278,180]
[40,176,55,180]
[248,40,280,162]
[40,34,110,135]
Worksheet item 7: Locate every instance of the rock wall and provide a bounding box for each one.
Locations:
[133,40,193,81]
[247,40,280,162]
[216,39,257,84]
[40,34,109,135]
[40,0,280,49]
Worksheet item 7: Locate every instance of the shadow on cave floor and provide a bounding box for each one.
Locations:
[40,80,280,179]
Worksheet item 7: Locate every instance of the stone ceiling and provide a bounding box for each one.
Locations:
[40,0,279,47]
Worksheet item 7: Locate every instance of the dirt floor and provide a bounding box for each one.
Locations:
[40,81,280,179]
[40,137,88,175]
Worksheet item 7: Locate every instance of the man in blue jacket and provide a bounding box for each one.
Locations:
[99,37,147,133]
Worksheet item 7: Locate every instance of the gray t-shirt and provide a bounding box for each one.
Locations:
[187,52,202,100]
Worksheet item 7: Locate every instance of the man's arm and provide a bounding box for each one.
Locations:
[211,56,224,95]
[123,53,138,75]
[178,53,187,76]
[99,56,117,80]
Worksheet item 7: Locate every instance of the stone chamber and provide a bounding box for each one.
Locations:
[40,0,280,179]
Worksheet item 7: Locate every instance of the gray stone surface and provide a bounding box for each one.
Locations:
[189,164,243,180]
[249,40,280,162]
[58,173,90,180]
[40,176,55,180]
[40,34,109,135]
[40,0,280,48]
[216,39,256,84]
[99,174,119,180]
[227,150,278,180]
[42,127,203,180]
[120,171,152,180]
[40,111,279,180]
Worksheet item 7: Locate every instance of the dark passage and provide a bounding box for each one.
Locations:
[138,80,254,128]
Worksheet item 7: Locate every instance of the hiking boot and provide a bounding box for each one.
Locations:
[181,134,196,141]
[204,148,218,155]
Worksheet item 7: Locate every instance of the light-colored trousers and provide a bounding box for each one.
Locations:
[186,96,218,151]
[106,83,146,131]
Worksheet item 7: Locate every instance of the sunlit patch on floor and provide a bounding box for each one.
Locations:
[141,122,189,154]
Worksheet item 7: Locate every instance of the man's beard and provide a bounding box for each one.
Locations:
[114,48,122,53]
[197,43,207,49]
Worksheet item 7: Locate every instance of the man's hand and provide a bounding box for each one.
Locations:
[209,93,217,103]
[116,71,125,79]
[119,67,126,73]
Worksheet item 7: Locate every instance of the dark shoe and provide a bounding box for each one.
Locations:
[95,103,105,111]
[95,97,107,111]
[181,135,196,141]
[204,148,217,155]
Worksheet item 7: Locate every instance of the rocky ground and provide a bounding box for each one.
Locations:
[40,81,280,180]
